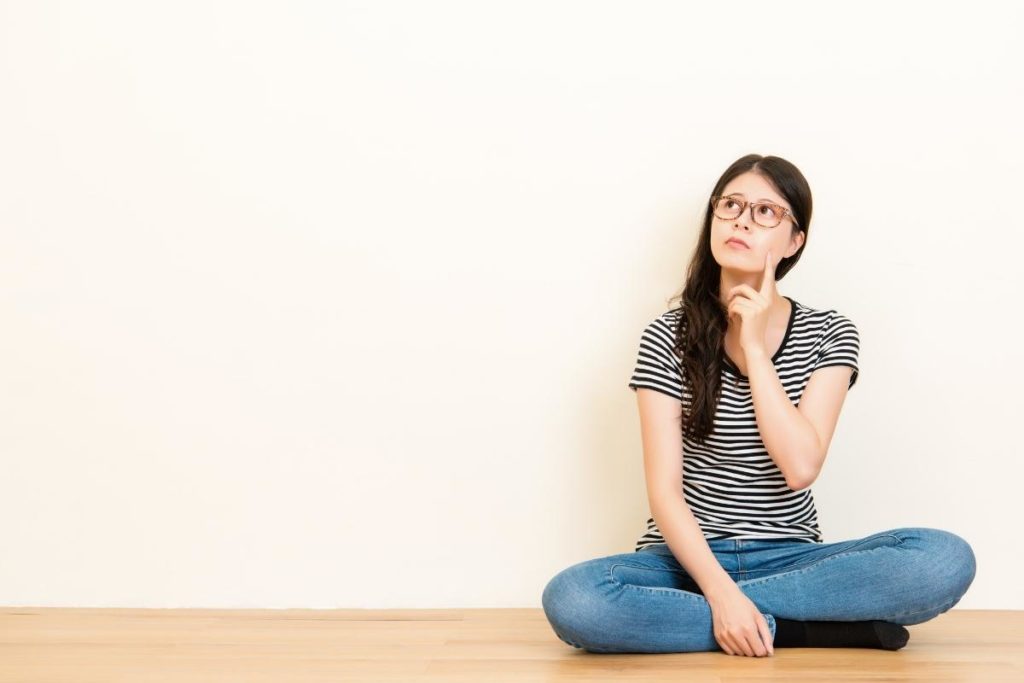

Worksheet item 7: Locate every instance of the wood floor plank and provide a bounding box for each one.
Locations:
[0,608,1019,682]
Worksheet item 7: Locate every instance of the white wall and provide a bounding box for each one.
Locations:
[0,0,1019,610]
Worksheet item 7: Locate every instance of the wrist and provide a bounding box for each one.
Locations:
[742,345,768,360]
[702,576,740,603]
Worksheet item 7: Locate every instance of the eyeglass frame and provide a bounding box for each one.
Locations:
[709,194,799,229]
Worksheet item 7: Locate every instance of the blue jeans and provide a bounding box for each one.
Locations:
[541,527,976,653]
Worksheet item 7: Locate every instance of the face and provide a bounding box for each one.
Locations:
[710,172,804,271]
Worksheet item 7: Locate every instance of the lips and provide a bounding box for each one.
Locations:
[726,238,749,248]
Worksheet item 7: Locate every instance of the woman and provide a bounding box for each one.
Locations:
[540,154,976,656]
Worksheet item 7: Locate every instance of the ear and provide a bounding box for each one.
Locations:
[786,230,806,259]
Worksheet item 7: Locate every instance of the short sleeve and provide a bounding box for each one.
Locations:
[814,313,860,389]
[628,314,684,401]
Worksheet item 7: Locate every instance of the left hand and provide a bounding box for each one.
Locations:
[725,250,777,357]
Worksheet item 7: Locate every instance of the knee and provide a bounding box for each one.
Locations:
[541,570,567,625]
[541,565,587,632]
[541,563,606,650]
[913,528,977,603]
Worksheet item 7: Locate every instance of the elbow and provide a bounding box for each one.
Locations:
[786,458,819,491]
[786,461,821,491]
[786,472,812,491]
[787,438,826,491]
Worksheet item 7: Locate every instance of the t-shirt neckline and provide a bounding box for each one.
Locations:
[722,295,797,380]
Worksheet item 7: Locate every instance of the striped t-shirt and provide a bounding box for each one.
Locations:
[628,295,860,551]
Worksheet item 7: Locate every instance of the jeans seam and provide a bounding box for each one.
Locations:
[607,562,710,601]
[734,536,904,589]
[884,595,960,622]
[749,532,901,577]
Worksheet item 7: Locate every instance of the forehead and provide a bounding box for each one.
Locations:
[721,174,788,207]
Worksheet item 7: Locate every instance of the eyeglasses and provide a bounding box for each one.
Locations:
[710,195,798,229]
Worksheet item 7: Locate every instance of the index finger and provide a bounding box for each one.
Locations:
[758,250,776,296]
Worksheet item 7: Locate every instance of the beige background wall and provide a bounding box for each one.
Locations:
[0,1,1020,610]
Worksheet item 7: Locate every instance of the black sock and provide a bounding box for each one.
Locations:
[773,617,909,650]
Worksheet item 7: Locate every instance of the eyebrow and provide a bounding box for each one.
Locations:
[725,192,785,205]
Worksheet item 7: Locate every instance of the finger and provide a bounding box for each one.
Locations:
[760,249,776,297]
[735,631,755,657]
[749,624,769,657]
[729,285,766,309]
[727,303,741,323]
[744,630,765,657]
[729,301,753,319]
[728,284,760,301]
[758,617,775,656]
[729,286,753,305]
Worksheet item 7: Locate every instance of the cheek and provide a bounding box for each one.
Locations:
[766,236,788,256]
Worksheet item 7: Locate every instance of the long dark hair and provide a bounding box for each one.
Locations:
[667,154,812,445]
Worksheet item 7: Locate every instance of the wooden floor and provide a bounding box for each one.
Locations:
[1,608,1020,682]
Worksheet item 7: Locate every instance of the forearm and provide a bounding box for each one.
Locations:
[651,495,736,598]
[745,349,822,489]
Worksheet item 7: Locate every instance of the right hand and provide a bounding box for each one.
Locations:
[706,583,775,657]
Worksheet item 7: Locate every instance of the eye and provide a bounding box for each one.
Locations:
[725,199,740,210]
[756,204,777,217]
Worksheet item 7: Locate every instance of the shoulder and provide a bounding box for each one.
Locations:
[790,298,857,338]
[653,306,685,331]
[632,306,686,367]
[638,306,686,345]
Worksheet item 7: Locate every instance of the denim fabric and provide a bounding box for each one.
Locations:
[541,526,976,653]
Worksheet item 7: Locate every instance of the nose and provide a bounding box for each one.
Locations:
[734,212,754,228]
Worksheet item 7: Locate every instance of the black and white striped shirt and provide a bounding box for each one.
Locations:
[628,295,860,551]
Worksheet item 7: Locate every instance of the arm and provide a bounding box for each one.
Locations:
[745,350,853,490]
[635,388,735,597]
